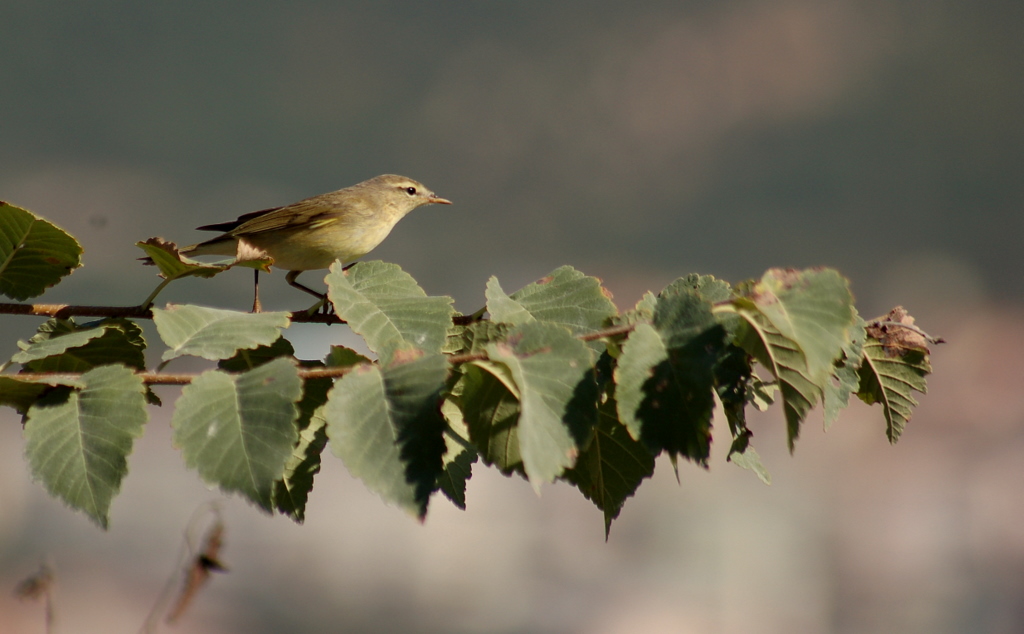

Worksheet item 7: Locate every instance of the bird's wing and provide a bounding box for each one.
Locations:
[226,196,354,237]
[195,206,283,232]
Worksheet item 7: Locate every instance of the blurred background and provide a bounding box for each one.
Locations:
[1,1,1022,632]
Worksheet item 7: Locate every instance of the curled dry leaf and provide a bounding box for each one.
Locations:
[867,306,943,356]
[136,237,181,266]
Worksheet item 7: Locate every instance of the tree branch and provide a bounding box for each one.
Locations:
[0,302,153,319]
[13,365,363,386]
[5,322,638,386]
[0,302,481,325]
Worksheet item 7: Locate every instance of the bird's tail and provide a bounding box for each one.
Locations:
[138,236,238,265]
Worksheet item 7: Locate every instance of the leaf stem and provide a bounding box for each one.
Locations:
[140,277,174,310]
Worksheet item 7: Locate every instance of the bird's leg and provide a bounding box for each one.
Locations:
[286,270,331,315]
[285,270,325,300]
[251,269,262,313]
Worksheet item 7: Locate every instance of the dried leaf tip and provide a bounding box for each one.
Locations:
[867,306,944,356]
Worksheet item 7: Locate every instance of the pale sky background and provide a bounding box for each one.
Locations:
[1,2,1022,633]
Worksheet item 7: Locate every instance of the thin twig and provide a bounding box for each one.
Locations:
[447,351,488,366]
[580,322,635,341]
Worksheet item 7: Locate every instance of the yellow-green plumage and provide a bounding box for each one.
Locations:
[184,174,450,271]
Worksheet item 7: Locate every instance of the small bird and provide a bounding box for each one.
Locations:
[179,174,451,311]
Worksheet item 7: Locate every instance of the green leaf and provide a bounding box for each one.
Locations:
[667,273,740,336]
[324,345,372,369]
[857,340,931,444]
[741,268,856,387]
[563,390,655,538]
[484,277,533,326]
[734,312,820,450]
[485,266,618,335]
[325,353,449,519]
[295,373,334,433]
[614,287,725,464]
[12,319,106,364]
[823,313,866,430]
[269,343,368,520]
[171,357,302,511]
[485,321,596,490]
[458,362,524,475]
[438,399,477,509]
[728,443,771,485]
[662,273,734,305]
[713,343,753,440]
[606,292,658,359]
[153,304,290,361]
[0,202,83,301]
[711,343,773,485]
[272,363,334,522]
[218,336,296,372]
[0,376,71,414]
[748,376,778,411]
[23,365,148,528]
[612,292,658,329]
[273,407,328,522]
[326,261,455,362]
[13,318,146,372]
[615,324,664,438]
[445,321,512,356]
[442,324,469,355]
[654,276,729,349]
[729,268,856,449]
[855,307,936,443]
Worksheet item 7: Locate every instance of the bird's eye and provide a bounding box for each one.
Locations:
[405,186,417,196]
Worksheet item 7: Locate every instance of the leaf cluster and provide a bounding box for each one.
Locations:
[0,202,938,535]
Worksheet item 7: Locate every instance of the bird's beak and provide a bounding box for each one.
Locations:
[428,196,452,205]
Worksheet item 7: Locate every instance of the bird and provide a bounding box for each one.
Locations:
[177,174,451,311]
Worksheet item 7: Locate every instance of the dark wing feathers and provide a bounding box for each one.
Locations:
[196,206,283,232]
[202,195,354,237]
